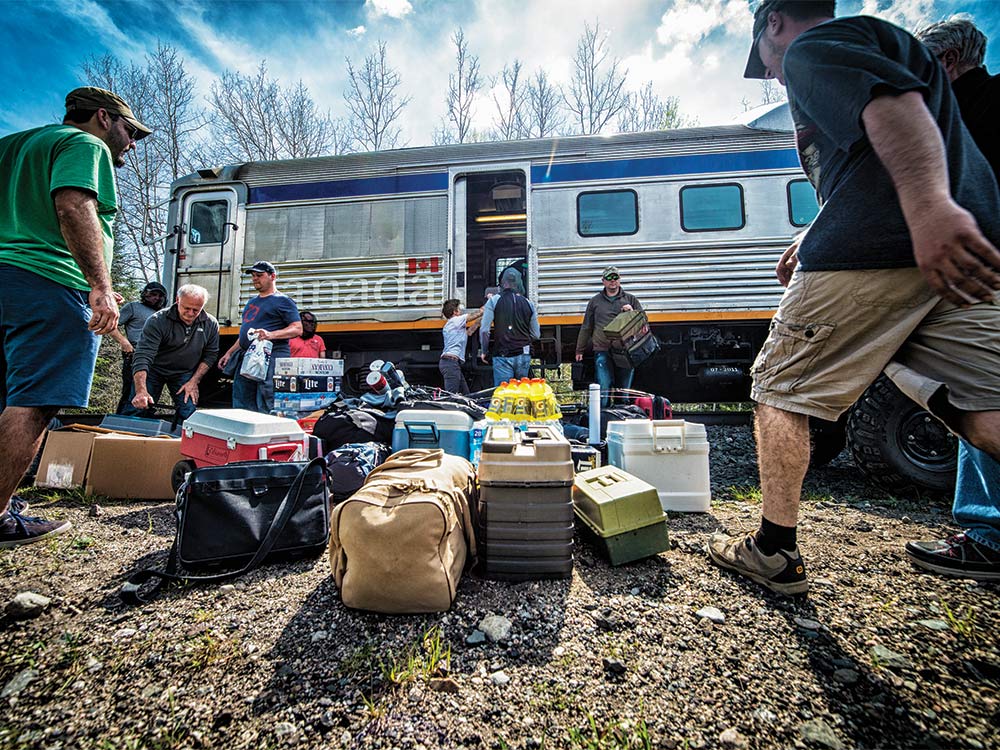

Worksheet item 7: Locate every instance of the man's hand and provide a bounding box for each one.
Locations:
[251,328,270,341]
[131,389,154,410]
[479,353,488,364]
[89,289,120,334]
[177,381,199,405]
[575,353,584,362]
[113,291,124,304]
[621,304,633,312]
[776,236,802,287]
[120,340,135,355]
[218,352,231,369]
[909,200,1000,305]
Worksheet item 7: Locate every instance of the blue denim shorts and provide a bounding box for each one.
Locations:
[0,263,99,409]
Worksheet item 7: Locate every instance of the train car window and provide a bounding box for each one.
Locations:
[188,200,229,245]
[577,190,638,237]
[787,179,820,227]
[679,184,745,232]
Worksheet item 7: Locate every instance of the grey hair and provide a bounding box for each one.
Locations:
[915,15,987,68]
[177,284,209,303]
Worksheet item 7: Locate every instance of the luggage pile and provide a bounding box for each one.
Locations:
[119,359,710,616]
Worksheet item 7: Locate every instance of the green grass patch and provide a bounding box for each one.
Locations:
[567,713,652,750]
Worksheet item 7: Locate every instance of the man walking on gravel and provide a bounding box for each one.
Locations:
[904,17,1000,580]
[708,1,1000,594]
[0,87,150,547]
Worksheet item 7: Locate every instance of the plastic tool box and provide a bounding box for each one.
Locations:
[573,466,669,565]
[602,310,659,369]
[390,409,474,458]
[478,424,575,580]
[606,419,710,512]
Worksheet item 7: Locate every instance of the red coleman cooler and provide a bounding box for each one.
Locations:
[172,409,308,491]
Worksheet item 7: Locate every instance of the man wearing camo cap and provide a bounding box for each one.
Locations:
[0,87,151,548]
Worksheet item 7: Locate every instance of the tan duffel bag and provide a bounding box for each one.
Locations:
[329,448,477,613]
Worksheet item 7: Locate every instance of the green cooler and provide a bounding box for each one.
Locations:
[572,466,669,565]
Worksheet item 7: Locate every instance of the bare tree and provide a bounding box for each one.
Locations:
[278,81,352,158]
[524,69,567,138]
[564,21,628,135]
[208,62,283,162]
[617,81,690,133]
[491,60,528,140]
[441,28,482,144]
[344,40,410,151]
[760,79,786,105]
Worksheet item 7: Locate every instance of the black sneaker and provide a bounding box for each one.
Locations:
[0,510,72,549]
[707,531,809,595]
[9,496,29,515]
[905,534,1000,581]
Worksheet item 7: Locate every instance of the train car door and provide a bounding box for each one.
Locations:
[173,188,240,325]
[450,167,529,310]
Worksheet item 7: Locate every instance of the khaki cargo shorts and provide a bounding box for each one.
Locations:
[750,267,1000,427]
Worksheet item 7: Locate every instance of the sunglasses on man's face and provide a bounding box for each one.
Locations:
[112,115,139,141]
[604,274,620,281]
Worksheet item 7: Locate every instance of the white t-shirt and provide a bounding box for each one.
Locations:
[441,314,470,361]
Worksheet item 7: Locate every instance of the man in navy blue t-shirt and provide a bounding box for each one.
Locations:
[218,261,301,413]
[707,0,1000,595]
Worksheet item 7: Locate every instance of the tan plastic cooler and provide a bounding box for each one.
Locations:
[606,419,710,512]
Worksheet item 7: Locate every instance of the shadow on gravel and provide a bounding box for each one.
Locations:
[102,504,176,538]
[773,596,943,750]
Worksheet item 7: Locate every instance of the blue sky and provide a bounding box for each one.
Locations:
[2,0,999,145]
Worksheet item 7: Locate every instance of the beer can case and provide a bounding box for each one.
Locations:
[274,358,345,377]
[573,466,669,565]
[272,375,343,393]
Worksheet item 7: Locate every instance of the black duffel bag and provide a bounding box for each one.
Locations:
[120,458,329,604]
[325,442,390,502]
[313,398,395,451]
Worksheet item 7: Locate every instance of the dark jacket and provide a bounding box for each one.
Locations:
[952,66,1000,179]
[576,289,643,354]
[132,304,220,379]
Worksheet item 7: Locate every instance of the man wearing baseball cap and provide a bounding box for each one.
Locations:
[218,261,301,413]
[706,1,1000,595]
[575,266,643,407]
[111,281,168,414]
[0,86,151,547]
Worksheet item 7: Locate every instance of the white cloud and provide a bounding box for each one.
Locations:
[365,0,413,20]
[656,0,750,47]
[347,25,367,37]
[861,0,937,30]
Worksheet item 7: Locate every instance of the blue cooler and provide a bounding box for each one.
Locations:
[391,409,474,458]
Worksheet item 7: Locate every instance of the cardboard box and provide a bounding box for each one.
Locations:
[35,428,181,500]
[272,392,339,411]
[272,375,342,393]
[274,358,344,377]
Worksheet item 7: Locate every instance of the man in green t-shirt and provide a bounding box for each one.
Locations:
[0,86,151,548]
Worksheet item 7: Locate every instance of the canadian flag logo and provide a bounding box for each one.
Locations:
[406,257,441,274]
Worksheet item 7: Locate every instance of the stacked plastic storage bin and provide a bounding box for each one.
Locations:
[477,424,575,580]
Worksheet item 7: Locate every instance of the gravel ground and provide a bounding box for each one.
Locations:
[2,425,999,750]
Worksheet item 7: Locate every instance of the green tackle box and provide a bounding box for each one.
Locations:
[572,466,669,566]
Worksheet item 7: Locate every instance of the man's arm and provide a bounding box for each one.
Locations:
[862,92,1000,304]
[200,321,220,370]
[218,338,242,369]
[479,298,496,360]
[177,362,212,405]
[253,321,303,342]
[131,370,153,410]
[109,328,134,353]
[575,300,596,360]
[528,302,541,340]
[53,188,119,334]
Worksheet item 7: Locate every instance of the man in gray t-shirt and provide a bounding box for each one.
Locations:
[111,281,166,414]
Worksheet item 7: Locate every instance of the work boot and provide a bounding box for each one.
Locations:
[707,531,809,595]
[906,534,1000,581]
[0,509,71,549]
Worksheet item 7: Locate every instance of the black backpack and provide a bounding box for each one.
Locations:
[325,442,390,502]
[313,398,395,452]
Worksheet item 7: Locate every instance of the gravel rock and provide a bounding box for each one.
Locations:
[465,629,487,645]
[695,606,725,624]
[6,591,51,619]
[872,644,913,670]
[799,718,844,750]
[489,671,510,685]
[719,728,748,748]
[479,615,512,643]
[1,668,39,698]
[915,619,950,631]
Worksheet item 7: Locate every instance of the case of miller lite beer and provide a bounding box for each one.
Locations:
[180,409,308,466]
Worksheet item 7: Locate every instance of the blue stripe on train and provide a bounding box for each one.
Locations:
[247,148,801,204]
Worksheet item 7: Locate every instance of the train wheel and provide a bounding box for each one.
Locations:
[846,374,956,497]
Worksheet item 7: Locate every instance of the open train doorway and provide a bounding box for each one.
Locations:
[453,170,528,310]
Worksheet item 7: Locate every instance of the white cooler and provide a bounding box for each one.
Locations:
[606,419,711,512]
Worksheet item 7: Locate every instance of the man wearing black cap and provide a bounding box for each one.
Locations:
[218,261,302,413]
[575,265,643,407]
[479,267,539,386]
[707,1,1000,595]
[0,86,151,548]
[111,281,168,414]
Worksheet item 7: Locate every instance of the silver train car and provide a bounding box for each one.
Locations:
[160,103,954,495]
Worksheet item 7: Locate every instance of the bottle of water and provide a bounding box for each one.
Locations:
[469,419,487,466]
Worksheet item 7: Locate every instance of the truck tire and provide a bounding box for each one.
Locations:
[809,414,847,468]
[846,374,957,497]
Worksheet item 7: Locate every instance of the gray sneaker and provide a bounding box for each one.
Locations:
[0,510,71,549]
[707,532,809,595]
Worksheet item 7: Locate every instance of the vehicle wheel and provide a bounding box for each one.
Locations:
[808,414,847,468]
[171,460,196,493]
[846,374,957,497]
